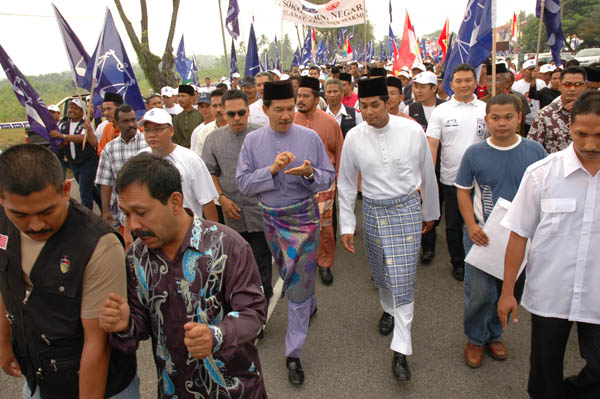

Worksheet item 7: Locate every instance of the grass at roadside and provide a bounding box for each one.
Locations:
[0,129,26,151]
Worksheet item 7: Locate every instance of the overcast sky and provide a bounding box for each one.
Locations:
[0,0,535,78]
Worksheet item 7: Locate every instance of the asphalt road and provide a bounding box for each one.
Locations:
[0,185,585,399]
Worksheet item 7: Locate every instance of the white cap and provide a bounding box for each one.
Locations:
[140,108,173,126]
[540,64,556,74]
[70,98,85,111]
[398,71,411,80]
[385,65,393,72]
[161,86,176,97]
[281,73,290,80]
[412,63,426,72]
[220,76,227,82]
[401,66,410,73]
[47,104,60,112]
[300,69,309,76]
[523,59,536,70]
[271,69,282,79]
[413,71,438,85]
[232,72,241,79]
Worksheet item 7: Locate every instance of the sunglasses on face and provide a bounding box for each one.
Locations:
[561,82,585,88]
[225,109,247,117]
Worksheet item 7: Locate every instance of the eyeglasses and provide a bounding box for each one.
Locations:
[225,109,247,118]
[561,82,585,88]
[144,125,170,134]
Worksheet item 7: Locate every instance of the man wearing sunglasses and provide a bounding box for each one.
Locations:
[528,66,587,154]
[201,90,272,305]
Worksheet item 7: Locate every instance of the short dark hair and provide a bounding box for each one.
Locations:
[146,94,161,103]
[116,153,182,205]
[114,104,135,123]
[221,89,248,106]
[571,91,600,125]
[0,144,63,197]
[255,71,274,82]
[486,93,522,114]
[551,68,563,77]
[210,89,225,101]
[215,83,228,91]
[289,76,302,84]
[565,59,580,67]
[309,65,319,72]
[561,66,587,81]
[451,63,477,81]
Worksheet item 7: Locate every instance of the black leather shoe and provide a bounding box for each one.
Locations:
[318,266,333,285]
[392,352,411,381]
[378,312,394,336]
[452,266,465,282]
[286,357,304,385]
[420,250,435,264]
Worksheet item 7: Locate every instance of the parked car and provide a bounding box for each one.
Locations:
[575,48,600,67]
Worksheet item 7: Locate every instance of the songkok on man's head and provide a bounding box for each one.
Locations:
[104,92,123,105]
[263,81,295,101]
[299,76,320,91]
[358,77,388,98]
[485,62,508,75]
[339,72,352,83]
[178,84,195,96]
[368,68,387,78]
[584,65,600,83]
[386,76,403,91]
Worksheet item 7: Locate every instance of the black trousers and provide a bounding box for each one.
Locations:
[422,179,444,253]
[240,231,273,301]
[440,184,464,268]
[529,314,600,399]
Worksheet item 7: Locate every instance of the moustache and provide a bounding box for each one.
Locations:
[132,230,156,239]
[25,229,53,236]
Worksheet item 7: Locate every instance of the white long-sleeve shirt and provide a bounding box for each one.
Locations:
[337,115,440,235]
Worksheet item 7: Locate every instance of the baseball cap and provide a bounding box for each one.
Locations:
[140,108,173,126]
[540,64,556,74]
[70,98,85,111]
[271,69,282,79]
[413,71,438,85]
[522,59,536,70]
[197,92,210,104]
[47,104,60,112]
[412,63,426,72]
[232,72,241,79]
[161,86,176,97]
[398,71,411,80]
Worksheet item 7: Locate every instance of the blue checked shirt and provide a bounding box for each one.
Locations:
[95,131,147,225]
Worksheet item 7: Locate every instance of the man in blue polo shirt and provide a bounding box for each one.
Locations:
[455,94,546,368]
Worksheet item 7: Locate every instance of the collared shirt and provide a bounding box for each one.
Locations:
[193,120,220,156]
[325,104,363,126]
[139,145,218,216]
[110,215,267,398]
[172,108,203,148]
[338,115,440,235]
[294,109,344,172]
[95,132,147,225]
[527,96,571,154]
[501,144,600,324]
[97,122,120,155]
[426,95,488,185]
[248,98,269,126]
[202,123,264,232]
[236,124,336,208]
[189,122,205,153]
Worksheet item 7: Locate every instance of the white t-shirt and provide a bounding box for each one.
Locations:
[190,122,206,154]
[164,103,183,116]
[512,79,546,125]
[422,105,435,123]
[193,120,218,156]
[95,120,109,141]
[139,145,218,217]
[426,95,488,185]
[69,122,78,159]
[248,99,269,126]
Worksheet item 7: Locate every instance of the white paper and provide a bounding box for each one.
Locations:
[464,198,527,280]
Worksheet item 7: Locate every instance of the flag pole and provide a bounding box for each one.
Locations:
[280,19,284,71]
[363,2,367,70]
[217,0,230,77]
[491,0,497,96]
[535,0,546,69]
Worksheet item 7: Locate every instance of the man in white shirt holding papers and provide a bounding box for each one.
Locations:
[499,91,600,399]
[338,77,439,382]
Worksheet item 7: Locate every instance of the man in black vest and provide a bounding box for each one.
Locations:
[409,71,447,264]
[50,98,101,211]
[324,78,364,137]
[0,145,137,398]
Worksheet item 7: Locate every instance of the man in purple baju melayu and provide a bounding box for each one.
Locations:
[236,80,335,386]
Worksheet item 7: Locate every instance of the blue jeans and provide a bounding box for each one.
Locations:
[23,374,140,399]
[70,157,101,210]
[463,230,504,346]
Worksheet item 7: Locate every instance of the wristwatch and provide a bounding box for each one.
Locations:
[303,172,315,183]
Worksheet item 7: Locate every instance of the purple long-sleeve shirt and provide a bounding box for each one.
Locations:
[109,214,267,399]
[236,124,336,208]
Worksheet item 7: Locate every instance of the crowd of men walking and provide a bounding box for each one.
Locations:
[0,54,599,399]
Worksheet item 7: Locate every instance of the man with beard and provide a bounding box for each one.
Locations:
[294,76,344,286]
[237,80,335,385]
[172,85,203,148]
[100,153,267,398]
[95,105,148,230]
[338,77,439,381]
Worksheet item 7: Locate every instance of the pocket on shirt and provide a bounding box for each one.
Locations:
[539,198,576,236]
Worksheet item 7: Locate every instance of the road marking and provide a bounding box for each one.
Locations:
[267,277,283,323]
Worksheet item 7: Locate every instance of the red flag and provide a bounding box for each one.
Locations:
[311,27,317,63]
[511,12,518,41]
[396,11,422,70]
[438,18,450,62]
[392,39,401,75]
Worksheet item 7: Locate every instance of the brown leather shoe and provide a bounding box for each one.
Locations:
[487,341,507,360]
[464,342,483,368]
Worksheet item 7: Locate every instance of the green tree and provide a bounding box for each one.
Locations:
[561,0,600,50]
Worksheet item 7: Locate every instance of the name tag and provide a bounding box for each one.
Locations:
[444,118,459,128]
